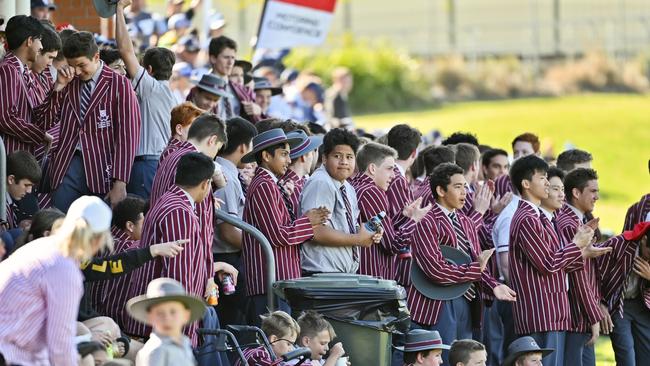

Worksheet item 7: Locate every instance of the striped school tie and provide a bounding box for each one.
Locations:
[238,173,248,196]
[278,181,296,222]
[449,211,477,301]
[80,80,93,120]
[340,185,359,261]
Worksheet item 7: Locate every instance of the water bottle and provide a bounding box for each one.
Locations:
[207,287,219,306]
[364,211,386,232]
[221,275,236,295]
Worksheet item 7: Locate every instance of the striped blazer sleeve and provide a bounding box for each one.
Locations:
[111,76,141,183]
[33,87,66,131]
[0,67,46,143]
[249,180,314,247]
[412,217,482,285]
[358,187,415,255]
[517,215,583,274]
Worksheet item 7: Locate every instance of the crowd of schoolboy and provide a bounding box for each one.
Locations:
[0,3,649,366]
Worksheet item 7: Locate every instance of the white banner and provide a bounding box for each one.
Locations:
[256,0,337,50]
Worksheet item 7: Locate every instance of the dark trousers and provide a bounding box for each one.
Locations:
[610,297,650,366]
[126,157,159,200]
[565,332,594,366]
[214,252,247,328]
[246,294,291,328]
[483,299,516,366]
[52,155,93,213]
[528,331,566,366]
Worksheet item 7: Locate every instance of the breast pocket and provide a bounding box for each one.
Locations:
[95,103,113,130]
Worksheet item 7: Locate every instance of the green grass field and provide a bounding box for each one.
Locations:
[355,94,650,233]
[357,93,650,365]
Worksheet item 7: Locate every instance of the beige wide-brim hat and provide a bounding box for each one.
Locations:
[127,278,207,325]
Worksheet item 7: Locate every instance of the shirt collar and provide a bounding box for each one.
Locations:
[540,207,555,222]
[179,188,196,211]
[87,61,104,85]
[567,204,585,222]
[436,202,454,217]
[521,199,540,216]
[260,167,279,183]
[150,332,191,347]
[216,156,238,175]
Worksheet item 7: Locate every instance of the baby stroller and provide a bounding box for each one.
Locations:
[196,325,311,366]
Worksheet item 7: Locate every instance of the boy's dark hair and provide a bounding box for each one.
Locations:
[307,122,327,135]
[356,142,397,173]
[142,47,175,80]
[54,28,75,61]
[422,146,455,176]
[255,118,282,134]
[403,350,432,364]
[430,163,464,199]
[297,311,336,340]
[563,168,598,205]
[449,339,486,366]
[481,148,509,168]
[556,149,593,172]
[547,167,566,182]
[63,31,99,60]
[7,151,41,183]
[276,119,311,135]
[175,152,216,187]
[111,196,146,230]
[187,113,227,145]
[39,23,61,54]
[99,49,121,66]
[454,143,480,173]
[208,35,237,58]
[386,124,421,160]
[509,155,549,195]
[254,143,288,166]
[5,15,44,51]
[442,132,479,147]
[322,128,360,156]
[512,132,540,153]
[220,117,258,155]
[14,208,64,250]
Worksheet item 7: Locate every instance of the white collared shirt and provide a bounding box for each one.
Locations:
[567,204,585,223]
[180,188,196,212]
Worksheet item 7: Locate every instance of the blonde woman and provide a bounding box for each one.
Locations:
[0,196,113,365]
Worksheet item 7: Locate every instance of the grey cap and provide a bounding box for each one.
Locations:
[502,336,554,366]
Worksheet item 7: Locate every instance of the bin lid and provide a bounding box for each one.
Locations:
[273,273,403,299]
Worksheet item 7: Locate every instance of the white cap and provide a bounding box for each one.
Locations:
[61,196,112,234]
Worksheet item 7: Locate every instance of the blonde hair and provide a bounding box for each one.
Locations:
[58,218,113,262]
[261,311,300,339]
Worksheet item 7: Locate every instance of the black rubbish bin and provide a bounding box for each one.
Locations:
[274,273,410,366]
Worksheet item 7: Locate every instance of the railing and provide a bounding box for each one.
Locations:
[214,209,276,310]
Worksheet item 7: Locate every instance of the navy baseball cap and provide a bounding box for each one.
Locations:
[31,0,57,9]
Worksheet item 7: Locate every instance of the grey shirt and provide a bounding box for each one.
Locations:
[132,66,176,156]
[136,332,196,366]
[213,157,245,254]
[299,166,360,273]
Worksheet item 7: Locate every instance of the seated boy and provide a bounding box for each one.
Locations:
[236,311,301,366]
[127,277,207,366]
[296,311,346,366]
[502,336,554,366]
[448,339,487,366]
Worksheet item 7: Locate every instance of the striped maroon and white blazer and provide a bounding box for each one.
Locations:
[88,227,140,329]
[125,185,211,346]
[279,169,306,216]
[159,137,185,164]
[508,200,583,334]
[494,174,514,199]
[555,205,603,333]
[406,204,499,326]
[623,193,650,231]
[35,64,141,194]
[387,166,415,282]
[351,173,416,279]
[242,168,314,297]
[0,53,52,155]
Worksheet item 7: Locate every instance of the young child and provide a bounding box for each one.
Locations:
[502,336,554,366]
[296,311,346,366]
[397,329,450,366]
[448,339,487,366]
[236,311,301,366]
[127,277,206,365]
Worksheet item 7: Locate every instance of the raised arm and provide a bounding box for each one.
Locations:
[116,0,141,79]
